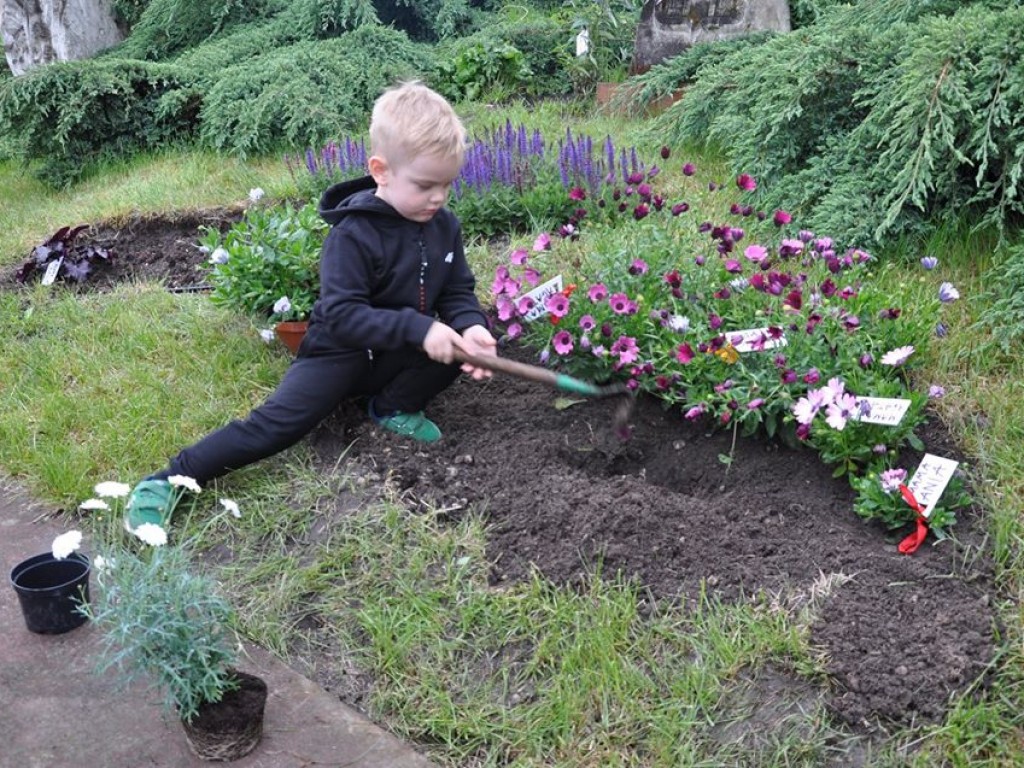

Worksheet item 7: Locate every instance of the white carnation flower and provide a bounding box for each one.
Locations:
[94,481,130,498]
[248,187,265,203]
[133,523,168,547]
[93,555,115,574]
[168,475,201,493]
[208,247,230,265]
[259,328,276,343]
[52,530,83,560]
[79,498,110,512]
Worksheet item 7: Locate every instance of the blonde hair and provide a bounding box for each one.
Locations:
[369,81,466,167]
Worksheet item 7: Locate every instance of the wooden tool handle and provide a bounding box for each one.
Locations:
[454,349,559,386]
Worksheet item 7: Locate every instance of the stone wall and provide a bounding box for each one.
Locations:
[633,0,790,73]
[2,0,123,75]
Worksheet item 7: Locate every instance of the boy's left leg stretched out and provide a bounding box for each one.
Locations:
[125,347,460,533]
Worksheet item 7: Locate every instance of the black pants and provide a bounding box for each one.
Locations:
[160,346,460,484]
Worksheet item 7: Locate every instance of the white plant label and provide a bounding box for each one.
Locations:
[907,454,959,518]
[41,257,63,286]
[852,397,912,426]
[575,28,590,57]
[727,327,787,353]
[522,275,564,323]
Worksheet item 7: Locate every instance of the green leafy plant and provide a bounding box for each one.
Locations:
[83,542,240,723]
[435,41,532,102]
[851,467,968,539]
[202,201,327,321]
[560,0,640,92]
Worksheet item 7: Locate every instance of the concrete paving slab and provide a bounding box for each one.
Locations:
[0,478,438,768]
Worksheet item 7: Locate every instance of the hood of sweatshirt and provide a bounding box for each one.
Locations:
[318,175,405,227]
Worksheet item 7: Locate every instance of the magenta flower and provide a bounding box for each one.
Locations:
[516,296,535,315]
[880,468,908,494]
[708,313,723,330]
[780,368,798,384]
[744,244,768,263]
[579,314,596,332]
[510,249,529,266]
[880,345,915,366]
[552,330,574,355]
[747,398,765,410]
[588,283,608,302]
[506,322,522,339]
[682,163,696,176]
[533,232,551,252]
[569,187,587,201]
[545,293,569,318]
[694,255,706,266]
[676,343,695,363]
[629,259,648,275]
[736,173,757,191]
[773,210,792,226]
[523,267,541,287]
[939,282,960,303]
[723,259,742,273]
[637,183,652,198]
[920,256,938,270]
[778,239,804,257]
[803,368,820,384]
[627,172,645,185]
[491,265,510,295]
[609,293,632,314]
[793,387,832,425]
[611,335,639,364]
[496,295,514,322]
[558,223,576,239]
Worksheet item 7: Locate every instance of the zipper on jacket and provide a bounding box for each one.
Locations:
[417,227,428,313]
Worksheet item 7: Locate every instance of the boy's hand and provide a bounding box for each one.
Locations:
[459,324,497,380]
[422,321,463,364]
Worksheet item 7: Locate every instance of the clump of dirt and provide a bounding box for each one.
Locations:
[4,210,998,735]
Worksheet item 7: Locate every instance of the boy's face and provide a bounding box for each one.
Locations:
[370,152,462,223]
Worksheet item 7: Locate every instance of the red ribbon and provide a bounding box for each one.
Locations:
[897,484,928,555]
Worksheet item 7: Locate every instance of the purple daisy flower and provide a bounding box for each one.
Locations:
[552,330,574,355]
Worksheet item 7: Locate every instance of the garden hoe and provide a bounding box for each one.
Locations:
[454,349,635,439]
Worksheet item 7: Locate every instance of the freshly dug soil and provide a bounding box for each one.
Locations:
[7,211,998,735]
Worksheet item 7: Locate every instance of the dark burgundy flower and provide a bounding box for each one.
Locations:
[844,315,861,331]
[774,354,787,367]
[820,279,837,297]
[826,258,842,274]
[671,202,689,216]
[664,270,682,288]
[767,326,784,340]
[741,204,754,216]
[721,411,732,424]
[597,199,607,208]
[633,203,650,220]
[859,353,874,367]
[637,183,652,199]
[714,288,731,300]
[698,342,709,353]
[653,195,665,211]
[661,146,671,159]
[730,228,745,242]
[612,188,622,201]
[601,322,612,337]
[730,203,742,215]
[781,368,798,384]
[878,307,901,320]
[757,211,767,221]
[803,368,820,384]
[708,181,718,191]
[749,273,766,291]
[627,172,644,185]
[698,221,713,233]
[784,289,803,310]
[796,423,811,441]
[682,163,696,176]
[569,186,586,201]
[709,313,723,330]
[656,375,671,390]
[618,203,628,213]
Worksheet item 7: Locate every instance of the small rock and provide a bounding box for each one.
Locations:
[673,440,686,450]
[446,467,458,478]
[895,665,908,676]
[706,575,719,587]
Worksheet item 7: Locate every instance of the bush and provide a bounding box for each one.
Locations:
[646,0,1024,245]
[112,0,269,60]
[201,201,327,321]
[0,59,197,186]
[432,9,572,101]
[198,27,432,156]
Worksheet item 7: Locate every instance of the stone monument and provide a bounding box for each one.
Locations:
[2,0,124,75]
[632,0,791,73]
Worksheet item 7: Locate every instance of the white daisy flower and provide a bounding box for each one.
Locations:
[248,187,265,203]
[94,481,130,498]
[208,247,230,265]
[259,328,276,343]
[168,475,201,493]
[220,498,242,519]
[133,523,168,547]
[79,498,110,512]
[52,530,83,560]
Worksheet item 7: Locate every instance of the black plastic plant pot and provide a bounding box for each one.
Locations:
[10,552,91,634]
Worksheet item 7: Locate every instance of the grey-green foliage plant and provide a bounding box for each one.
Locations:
[0,59,197,186]
[198,26,431,156]
[643,0,1024,245]
[113,0,268,60]
[83,545,240,723]
[201,201,327,320]
[974,243,1024,355]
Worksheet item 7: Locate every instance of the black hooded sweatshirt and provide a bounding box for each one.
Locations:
[309,175,488,353]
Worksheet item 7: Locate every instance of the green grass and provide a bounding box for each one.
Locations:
[1,102,1022,766]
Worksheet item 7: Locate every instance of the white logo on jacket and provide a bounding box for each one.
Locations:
[444,251,454,263]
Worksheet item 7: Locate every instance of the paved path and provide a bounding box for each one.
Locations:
[0,478,438,768]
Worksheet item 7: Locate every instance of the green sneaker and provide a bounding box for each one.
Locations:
[374,409,442,443]
[124,479,176,534]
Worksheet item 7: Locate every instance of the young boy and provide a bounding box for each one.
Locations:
[124,82,496,535]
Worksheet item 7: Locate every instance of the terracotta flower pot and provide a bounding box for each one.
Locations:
[274,320,309,355]
[181,670,268,761]
[10,552,90,634]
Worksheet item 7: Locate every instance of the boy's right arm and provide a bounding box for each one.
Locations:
[317,226,434,350]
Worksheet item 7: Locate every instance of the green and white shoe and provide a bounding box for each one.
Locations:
[123,479,177,534]
[370,400,442,443]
